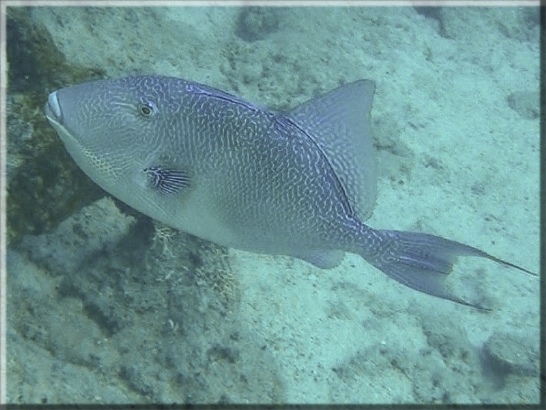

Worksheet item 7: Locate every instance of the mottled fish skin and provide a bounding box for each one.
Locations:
[44,75,536,310]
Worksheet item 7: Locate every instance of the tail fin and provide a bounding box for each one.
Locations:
[361,229,537,310]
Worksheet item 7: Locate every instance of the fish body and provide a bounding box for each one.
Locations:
[44,75,534,309]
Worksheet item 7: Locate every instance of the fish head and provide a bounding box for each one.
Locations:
[44,76,188,205]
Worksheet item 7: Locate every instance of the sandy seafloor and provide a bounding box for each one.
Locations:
[4,4,540,405]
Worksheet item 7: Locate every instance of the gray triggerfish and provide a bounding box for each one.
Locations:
[44,75,536,310]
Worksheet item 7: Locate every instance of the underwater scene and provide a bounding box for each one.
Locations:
[4,3,540,405]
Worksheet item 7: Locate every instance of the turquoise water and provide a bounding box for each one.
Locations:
[5,5,540,404]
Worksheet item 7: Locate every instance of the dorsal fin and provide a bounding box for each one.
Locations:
[287,80,377,221]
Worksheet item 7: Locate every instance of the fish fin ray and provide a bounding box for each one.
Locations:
[296,250,345,269]
[144,166,191,195]
[287,80,377,221]
[360,229,536,310]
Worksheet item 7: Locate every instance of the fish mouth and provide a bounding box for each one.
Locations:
[44,91,63,125]
[44,90,74,143]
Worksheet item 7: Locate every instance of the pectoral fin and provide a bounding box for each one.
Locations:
[144,166,191,195]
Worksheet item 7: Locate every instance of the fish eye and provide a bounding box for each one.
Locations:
[138,102,156,116]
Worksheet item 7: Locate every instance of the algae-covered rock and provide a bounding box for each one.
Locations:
[6,7,106,243]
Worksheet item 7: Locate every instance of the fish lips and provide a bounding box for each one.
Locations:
[44,91,63,126]
[44,90,75,145]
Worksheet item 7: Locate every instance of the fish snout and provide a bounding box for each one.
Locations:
[45,91,62,124]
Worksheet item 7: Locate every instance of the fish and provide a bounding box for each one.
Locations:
[44,75,536,310]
